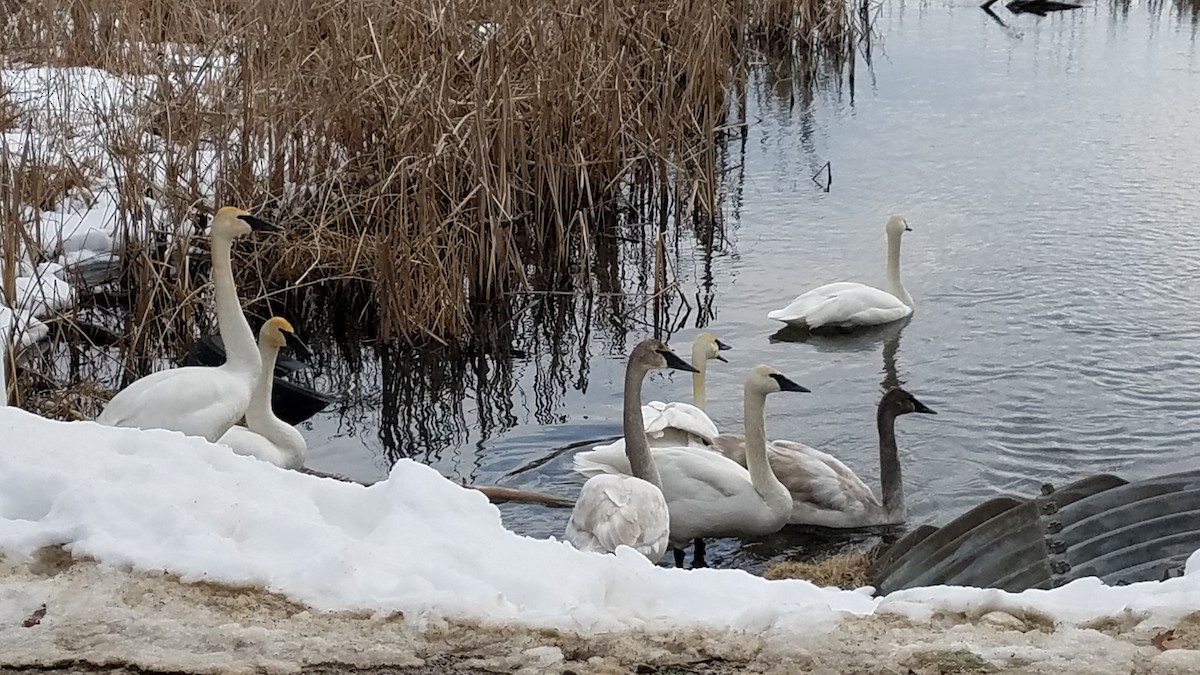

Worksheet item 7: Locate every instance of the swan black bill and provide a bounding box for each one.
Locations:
[283,330,315,361]
[769,372,810,393]
[714,339,733,362]
[904,223,913,232]
[238,214,281,232]
[911,397,936,414]
[658,349,700,373]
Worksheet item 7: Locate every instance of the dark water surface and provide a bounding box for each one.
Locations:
[299,1,1200,572]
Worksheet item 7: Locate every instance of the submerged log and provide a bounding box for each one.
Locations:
[1005,0,1082,15]
[470,485,575,509]
[299,467,575,509]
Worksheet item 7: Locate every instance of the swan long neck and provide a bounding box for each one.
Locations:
[743,386,784,497]
[877,404,905,518]
[211,233,260,374]
[623,363,663,490]
[244,338,306,467]
[691,343,708,411]
[885,231,913,308]
[245,340,280,427]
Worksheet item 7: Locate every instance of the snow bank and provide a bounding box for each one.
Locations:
[1,406,1200,636]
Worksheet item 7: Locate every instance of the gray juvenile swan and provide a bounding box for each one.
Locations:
[709,387,936,528]
[565,338,700,562]
[591,332,731,457]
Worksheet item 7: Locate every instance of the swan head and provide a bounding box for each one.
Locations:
[261,317,313,360]
[211,206,280,239]
[885,214,911,236]
[694,332,733,363]
[746,364,810,395]
[632,338,700,374]
[881,387,936,416]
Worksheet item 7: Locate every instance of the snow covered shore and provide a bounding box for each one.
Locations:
[3,407,1200,672]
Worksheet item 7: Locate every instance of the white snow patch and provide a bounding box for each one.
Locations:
[0,406,1199,638]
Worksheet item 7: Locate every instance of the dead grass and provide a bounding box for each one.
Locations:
[18,375,114,421]
[763,550,877,589]
[0,0,871,404]
[903,649,996,675]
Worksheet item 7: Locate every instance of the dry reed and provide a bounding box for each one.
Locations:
[5,0,868,314]
[0,0,870,412]
[763,549,877,589]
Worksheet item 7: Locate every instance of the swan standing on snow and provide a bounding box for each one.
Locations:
[565,338,700,562]
[96,207,278,442]
[768,214,915,330]
[710,387,935,528]
[218,317,312,469]
[574,364,809,568]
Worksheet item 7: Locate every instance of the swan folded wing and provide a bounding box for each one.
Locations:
[708,433,749,465]
[769,440,880,512]
[767,282,866,322]
[642,401,719,442]
[97,368,250,442]
[655,446,751,501]
[769,282,910,329]
[565,475,670,559]
[218,425,289,467]
[572,444,632,477]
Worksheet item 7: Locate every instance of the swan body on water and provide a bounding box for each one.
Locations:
[591,332,730,460]
[708,387,936,528]
[574,364,809,567]
[565,339,700,562]
[218,317,311,469]
[95,207,278,442]
[768,214,915,330]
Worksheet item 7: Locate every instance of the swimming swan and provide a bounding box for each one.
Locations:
[593,331,730,461]
[218,317,312,469]
[565,338,700,562]
[768,214,914,330]
[574,364,809,568]
[639,332,731,446]
[709,387,935,528]
[95,206,278,441]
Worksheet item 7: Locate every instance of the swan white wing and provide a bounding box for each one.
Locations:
[565,474,670,562]
[709,435,881,526]
[218,425,297,469]
[768,282,911,329]
[573,405,715,479]
[573,442,633,477]
[649,446,789,543]
[642,400,719,443]
[96,366,252,443]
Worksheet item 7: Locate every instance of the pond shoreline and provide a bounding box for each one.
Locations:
[3,555,1199,675]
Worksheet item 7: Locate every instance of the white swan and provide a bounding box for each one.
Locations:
[768,214,914,330]
[709,387,936,528]
[639,331,731,447]
[565,338,700,562]
[95,206,278,441]
[574,364,809,568]
[592,331,730,461]
[217,317,311,469]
